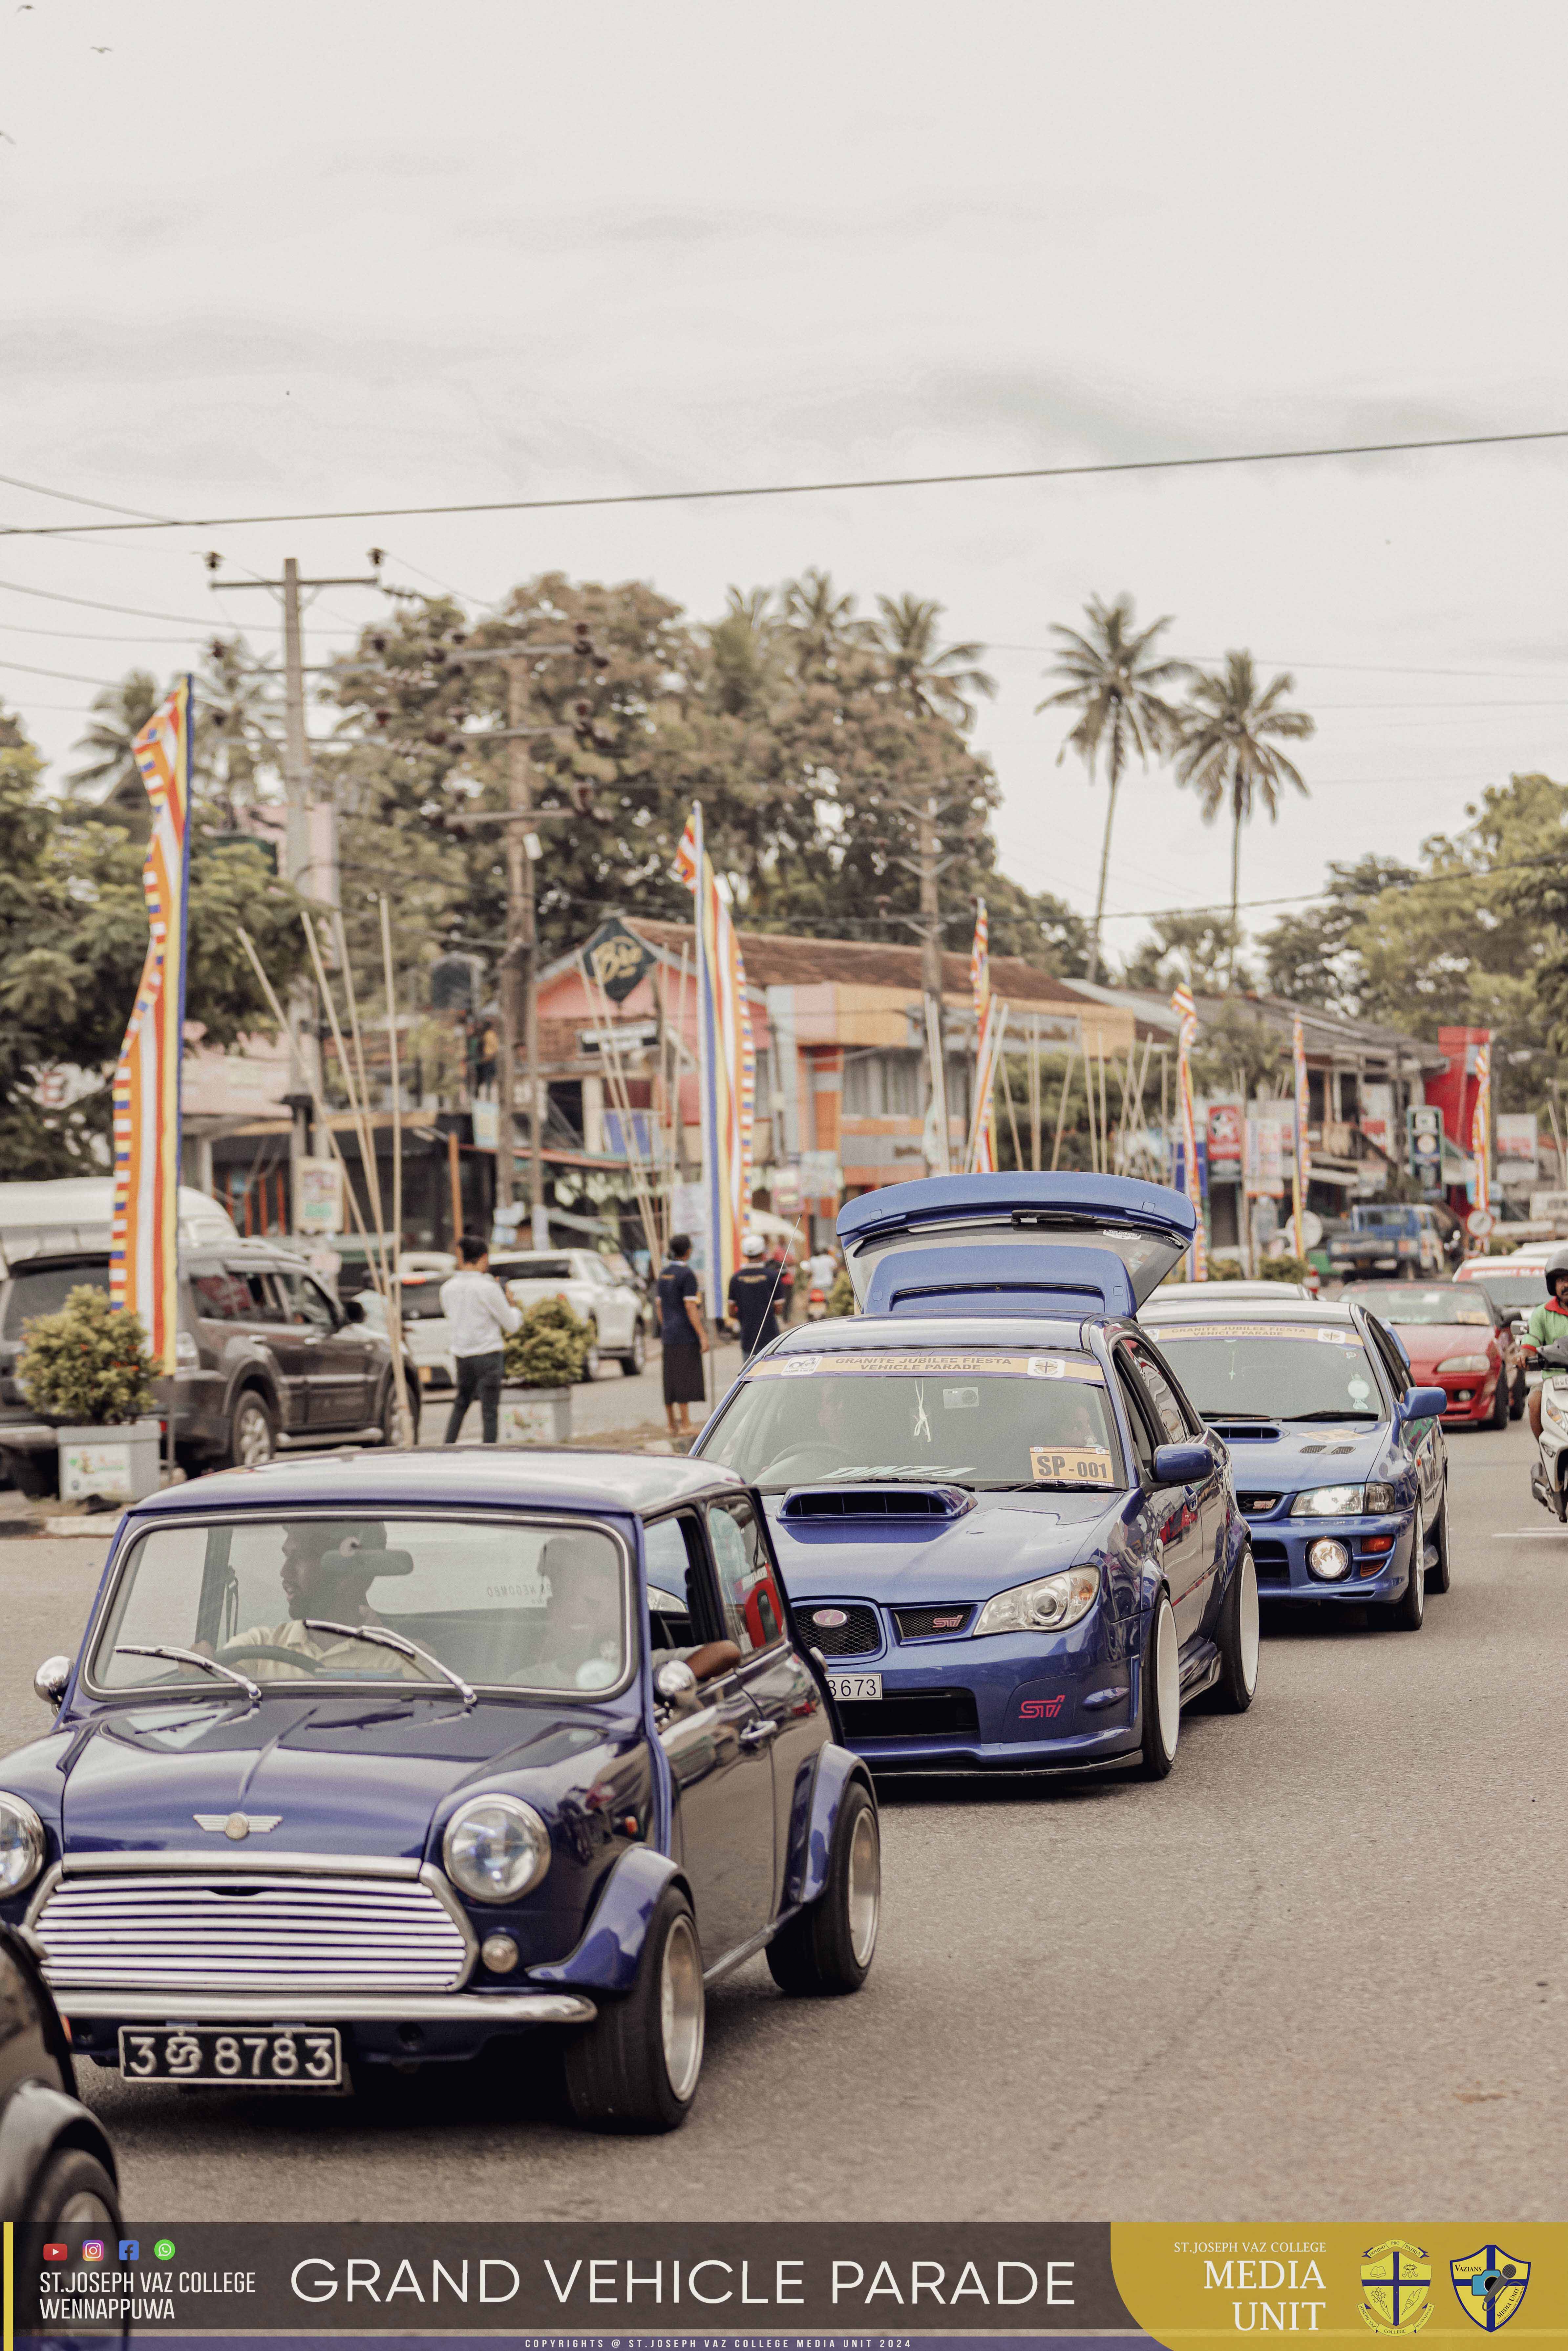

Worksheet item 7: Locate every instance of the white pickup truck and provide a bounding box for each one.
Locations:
[490,1248,649,1377]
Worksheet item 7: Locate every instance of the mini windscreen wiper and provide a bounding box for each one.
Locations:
[302,1618,477,1707]
[1283,1408,1382,1421]
[115,1643,261,1702]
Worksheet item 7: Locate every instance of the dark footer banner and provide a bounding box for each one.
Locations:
[5,2223,1563,2347]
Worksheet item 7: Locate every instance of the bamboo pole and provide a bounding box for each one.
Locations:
[586,964,663,1271]
[1028,1026,1042,1171]
[1051,1041,1077,1172]
[332,912,394,1297]
[378,896,414,1448]
[1098,1044,1109,1172]
[1083,1037,1099,1173]
[301,914,394,1316]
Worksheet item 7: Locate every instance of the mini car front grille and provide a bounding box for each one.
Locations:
[33,1873,471,1994]
[892,1604,975,1641]
[1238,1493,1283,1518]
[837,1688,981,1740]
[1250,1540,1290,1580]
[802,1603,883,1658]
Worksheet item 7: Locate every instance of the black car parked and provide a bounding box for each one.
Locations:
[0,1921,120,2232]
[0,1242,419,1495]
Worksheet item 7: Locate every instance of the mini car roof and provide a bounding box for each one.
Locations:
[770,1314,1095,1352]
[127,1448,744,1521]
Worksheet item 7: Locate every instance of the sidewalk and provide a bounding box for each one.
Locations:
[422,1336,749,1453]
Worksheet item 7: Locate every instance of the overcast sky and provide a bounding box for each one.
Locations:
[5,0,1568,970]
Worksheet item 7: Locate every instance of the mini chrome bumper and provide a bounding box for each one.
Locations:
[55,1989,595,2025]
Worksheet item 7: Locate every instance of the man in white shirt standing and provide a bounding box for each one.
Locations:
[440,1233,522,1445]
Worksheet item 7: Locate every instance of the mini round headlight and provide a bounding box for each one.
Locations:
[443,1796,551,1905]
[0,1795,46,1896]
[1308,1538,1351,1582]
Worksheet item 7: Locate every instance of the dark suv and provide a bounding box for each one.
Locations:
[0,1242,418,1495]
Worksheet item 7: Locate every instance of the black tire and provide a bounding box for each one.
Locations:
[1387,1505,1427,1630]
[579,1321,600,1383]
[766,1780,880,1996]
[1491,1370,1510,1429]
[379,1371,420,1446]
[621,1325,647,1376]
[1510,1372,1527,1421]
[26,2144,119,2234]
[229,1387,276,1468]
[1426,1480,1452,1595]
[1213,1547,1260,1713]
[1138,1592,1180,1778]
[0,1446,53,1500]
[563,1884,704,2132]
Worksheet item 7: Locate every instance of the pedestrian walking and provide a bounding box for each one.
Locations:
[768,1239,797,1323]
[727,1232,785,1358]
[657,1232,709,1438]
[440,1232,522,1445]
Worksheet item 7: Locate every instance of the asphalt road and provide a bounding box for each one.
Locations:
[0,1414,1562,2221]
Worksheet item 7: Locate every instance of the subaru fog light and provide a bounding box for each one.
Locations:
[443,1796,551,1904]
[973,1565,1099,1637]
[1307,1538,1351,1581]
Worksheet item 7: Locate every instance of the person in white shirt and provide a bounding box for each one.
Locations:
[440,1233,523,1444]
[803,1247,838,1295]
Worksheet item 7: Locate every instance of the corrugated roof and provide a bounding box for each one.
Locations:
[623,917,1098,1007]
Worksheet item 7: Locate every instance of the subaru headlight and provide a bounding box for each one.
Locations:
[0,1795,45,1896]
[1436,1354,1490,1376]
[973,1565,1099,1638]
[442,1795,551,1904]
[1292,1485,1364,1517]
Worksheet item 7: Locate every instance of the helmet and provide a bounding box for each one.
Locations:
[1546,1250,1568,1298]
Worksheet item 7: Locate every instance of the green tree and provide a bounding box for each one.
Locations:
[874,593,996,727]
[1038,595,1189,985]
[1261,855,1415,1013]
[65,669,162,819]
[194,635,282,824]
[1121,910,1248,996]
[1175,652,1314,986]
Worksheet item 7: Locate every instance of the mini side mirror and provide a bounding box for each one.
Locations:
[1152,1440,1214,1487]
[34,1655,71,1711]
[653,1659,698,1706]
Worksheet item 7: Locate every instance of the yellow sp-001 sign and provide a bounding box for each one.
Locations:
[1029,1444,1115,1486]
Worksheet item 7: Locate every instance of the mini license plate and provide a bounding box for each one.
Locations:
[118,2024,342,2087]
[828,1672,882,1702]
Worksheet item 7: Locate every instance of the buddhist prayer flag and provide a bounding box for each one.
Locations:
[1471,1039,1492,1217]
[1171,982,1206,1281]
[110,678,193,1373]
[1291,1012,1312,1259]
[970,898,996,1173]
[674,802,755,1316]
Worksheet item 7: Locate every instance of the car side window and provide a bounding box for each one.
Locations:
[276,1270,337,1331]
[1114,1357,1159,1481]
[641,1512,714,1651]
[705,1498,787,1655]
[1127,1341,1187,1442]
[191,1269,251,1320]
[222,1266,285,1323]
[1363,1314,1408,1398]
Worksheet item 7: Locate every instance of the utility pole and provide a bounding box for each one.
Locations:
[209,550,383,1219]
[877,783,965,1175]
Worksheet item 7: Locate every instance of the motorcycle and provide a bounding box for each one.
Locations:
[805,1285,828,1321]
[1529,1336,1568,1520]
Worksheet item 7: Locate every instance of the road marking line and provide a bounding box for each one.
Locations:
[1492,1530,1568,1538]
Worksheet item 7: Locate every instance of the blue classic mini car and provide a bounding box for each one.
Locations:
[694,1173,1260,1777]
[0,1452,879,2132]
[1139,1289,1449,1625]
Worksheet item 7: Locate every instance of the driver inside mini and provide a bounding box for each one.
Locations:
[201,1520,425,1678]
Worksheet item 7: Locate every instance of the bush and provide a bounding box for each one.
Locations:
[1258,1253,1314,1285]
[504,1296,592,1388]
[826,1268,856,1317]
[1207,1257,1245,1283]
[17,1285,155,1424]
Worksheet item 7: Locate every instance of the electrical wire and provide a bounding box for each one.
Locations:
[0,575,217,624]
[0,470,178,524]
[5,421,1568,539]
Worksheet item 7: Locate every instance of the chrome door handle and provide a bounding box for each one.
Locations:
[738,1720,778,1749]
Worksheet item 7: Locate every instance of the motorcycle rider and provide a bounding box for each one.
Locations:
[1525,1250,1568,1443]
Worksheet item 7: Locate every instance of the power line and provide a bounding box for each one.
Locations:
[0,575,216,624]
[1103,848,1567,923]
[994,643,1568,682]
[5,421,1568,539]
[0,470,176,524]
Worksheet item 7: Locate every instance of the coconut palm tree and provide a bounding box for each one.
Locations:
[1175,651,1314,987]
[195,636,282,823]
[1037,595,1189,985]
[784,569,874,677]
[65,669,162,814]
[874,593,996,727]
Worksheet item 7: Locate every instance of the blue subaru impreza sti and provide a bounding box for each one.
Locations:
[0,1451,878,2132]
[693,1174,1261,1778]
[1139,1289,1449,1626]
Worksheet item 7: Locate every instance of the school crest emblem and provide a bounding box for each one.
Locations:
[1450,2247,1530,2331]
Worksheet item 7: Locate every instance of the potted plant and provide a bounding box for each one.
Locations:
[498,1297,590,1443]
[15,1285,161,1507]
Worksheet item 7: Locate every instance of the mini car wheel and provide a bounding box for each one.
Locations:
[766,1779,880,1996]
[1213,1546,1260,1713]
[621,1324,647,1376]
[1425,1481,1451,1595]
[563,1883,704,2132]
[1386,1505,1426,1630]
[230,1388,276,1468]
[1139,1592,1180,1778]
[27,2145,119,2235]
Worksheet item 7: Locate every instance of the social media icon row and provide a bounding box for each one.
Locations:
[42,2237,151,2262]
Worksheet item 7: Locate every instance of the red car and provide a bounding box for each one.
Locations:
[1346,1282,1509,1428]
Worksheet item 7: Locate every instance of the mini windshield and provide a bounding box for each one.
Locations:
[1151,1322,1385,1422]
[1350,1285,1492,1327]
[91,1515,628,1696]
[700,1350,1124,1491]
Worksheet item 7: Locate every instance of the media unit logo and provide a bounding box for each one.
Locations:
[1450,2248,1530,2331]
[1360,2241,1432,2334]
